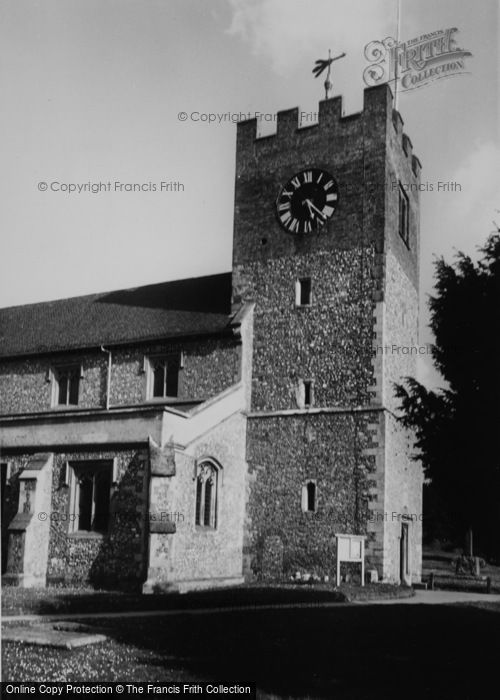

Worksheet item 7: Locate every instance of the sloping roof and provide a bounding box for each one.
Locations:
[0,273,234,358]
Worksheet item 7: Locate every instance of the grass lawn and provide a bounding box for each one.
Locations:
[3,599,500,697]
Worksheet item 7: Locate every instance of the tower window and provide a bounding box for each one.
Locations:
[302,481,317,512]
[195,460,219,529]
[398,185,410,248]
[303,379,313,407]
[296,278,312,306]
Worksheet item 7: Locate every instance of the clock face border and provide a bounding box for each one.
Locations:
[275,167,339,234]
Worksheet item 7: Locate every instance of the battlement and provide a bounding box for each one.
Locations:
[236,83,421,178]
[393,111,421,178]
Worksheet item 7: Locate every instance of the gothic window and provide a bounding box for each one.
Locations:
[398,185,410,248]
[302,480,317,512]
[148,354,180,399]
[195,460,219,528]
[69,461,113,533]
[53,365,81,406]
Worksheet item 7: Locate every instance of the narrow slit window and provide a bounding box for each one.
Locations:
[307,482,316,511]
[296,278,312,306]
[302,481,317,512]
[304,380,312,407]
[398,185,410,248]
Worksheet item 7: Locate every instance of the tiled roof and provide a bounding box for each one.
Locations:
[0,273,234,358]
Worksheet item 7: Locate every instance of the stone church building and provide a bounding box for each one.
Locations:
[1,84,423,591]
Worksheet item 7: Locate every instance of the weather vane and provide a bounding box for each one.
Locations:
[313,49,346,99]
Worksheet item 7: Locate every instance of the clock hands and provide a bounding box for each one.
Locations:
[305,199,326,221]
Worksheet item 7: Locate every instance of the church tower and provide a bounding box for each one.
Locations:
[232,83,423,583]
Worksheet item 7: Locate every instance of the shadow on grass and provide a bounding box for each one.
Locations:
[101,602,500,698]
[5,593,500,698]
[1,585,346,617]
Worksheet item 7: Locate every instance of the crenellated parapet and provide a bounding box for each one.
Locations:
[393,110,422,178]
[236,84,421,181]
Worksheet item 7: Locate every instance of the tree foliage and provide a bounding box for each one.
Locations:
[395,234,500,556]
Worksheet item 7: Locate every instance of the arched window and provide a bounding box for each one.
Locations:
[301,480,317,512]
[195,460,219,528]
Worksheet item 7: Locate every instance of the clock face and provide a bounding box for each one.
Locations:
[276,168,338,234]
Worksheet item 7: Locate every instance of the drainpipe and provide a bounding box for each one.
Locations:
[101,346,112,410]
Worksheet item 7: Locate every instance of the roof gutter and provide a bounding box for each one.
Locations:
[0,327,237,362]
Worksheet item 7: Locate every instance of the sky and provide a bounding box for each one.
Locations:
[1,0,498,388]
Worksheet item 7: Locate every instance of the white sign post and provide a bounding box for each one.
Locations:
[335,533,366,586]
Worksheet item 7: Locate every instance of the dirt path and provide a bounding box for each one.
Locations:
[363,589,500,605]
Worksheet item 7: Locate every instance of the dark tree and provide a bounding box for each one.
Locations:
[395,234,500,558]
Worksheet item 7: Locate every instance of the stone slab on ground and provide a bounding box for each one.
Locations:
[2,623,107,649]
[43,620,108,634]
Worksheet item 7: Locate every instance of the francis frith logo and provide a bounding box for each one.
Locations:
[363,28,472,92]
